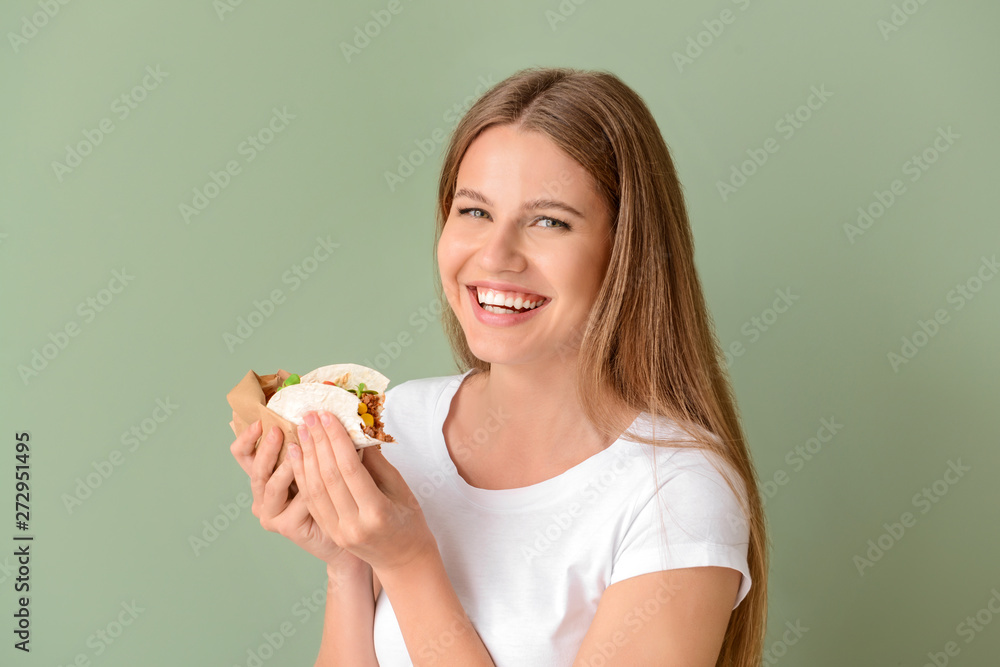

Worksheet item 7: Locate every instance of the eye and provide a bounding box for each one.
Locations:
[535,216,571,230]
[458,207,490,220]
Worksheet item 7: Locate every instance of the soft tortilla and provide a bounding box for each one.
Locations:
[301,363,390,393]
[265,365,390,449]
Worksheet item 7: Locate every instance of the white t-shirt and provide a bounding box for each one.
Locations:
[373,371,751,666]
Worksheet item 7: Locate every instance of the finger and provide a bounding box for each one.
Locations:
[230,419,262,475]
[360,445,420,511]
[306,412,359,518]
[321,413,385,509]
[250,425,283,506]
[279,474,314,526]
[259,458,295,524]
[296,418,344,532]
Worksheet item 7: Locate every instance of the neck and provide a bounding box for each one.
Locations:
[464,356,637,464]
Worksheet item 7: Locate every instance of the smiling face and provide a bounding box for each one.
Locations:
[436,124,614,368]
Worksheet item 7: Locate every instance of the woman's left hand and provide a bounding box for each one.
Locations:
[286,410,437,576]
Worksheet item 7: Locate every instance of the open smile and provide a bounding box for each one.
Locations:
[466,286,550,325]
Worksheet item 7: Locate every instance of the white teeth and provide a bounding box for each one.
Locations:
[475,287,546,313]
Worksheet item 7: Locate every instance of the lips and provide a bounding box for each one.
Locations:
[466,286,549,320]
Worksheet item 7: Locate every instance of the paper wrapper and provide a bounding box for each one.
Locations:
[226,368,371,474]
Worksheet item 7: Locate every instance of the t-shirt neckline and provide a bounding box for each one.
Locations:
[432,369,644,511]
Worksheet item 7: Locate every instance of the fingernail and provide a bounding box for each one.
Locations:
[253,419,262,431]
[320,412,333,426]
[304,412,317,426]
[267,426,279,442]
[287,444,300,460]
[298,424,310,442]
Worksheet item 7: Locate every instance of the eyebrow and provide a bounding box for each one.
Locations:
[453,187,585,219]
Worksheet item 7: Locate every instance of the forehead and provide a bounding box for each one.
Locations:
[455,125,604,210]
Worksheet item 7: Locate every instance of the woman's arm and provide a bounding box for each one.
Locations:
[314,560,379,667]
[376,548,495,666]
[289,413,493,665]
[571,567,741,666]
[373,570,382,604]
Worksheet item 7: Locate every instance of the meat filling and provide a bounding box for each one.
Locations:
[360,393,394,442]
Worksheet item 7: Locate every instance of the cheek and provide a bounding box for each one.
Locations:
[436,227,455,275]
[552,246,609,308]
[436,225,464,297]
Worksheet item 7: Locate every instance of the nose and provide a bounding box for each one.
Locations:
[477,218,527,274]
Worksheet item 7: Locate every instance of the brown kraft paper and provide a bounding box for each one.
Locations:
[226,368,369,475]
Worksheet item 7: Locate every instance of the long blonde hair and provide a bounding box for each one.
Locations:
[432,66,768,666]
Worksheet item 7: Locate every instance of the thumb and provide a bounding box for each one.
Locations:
[361,446,420,508]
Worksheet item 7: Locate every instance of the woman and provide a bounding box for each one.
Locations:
[230,66,768,666]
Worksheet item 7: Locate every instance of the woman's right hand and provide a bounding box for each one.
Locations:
[229,416,367,574]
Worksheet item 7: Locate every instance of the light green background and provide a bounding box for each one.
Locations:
[2,0,998,665]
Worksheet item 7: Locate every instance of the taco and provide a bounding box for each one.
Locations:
[265,363,395,449]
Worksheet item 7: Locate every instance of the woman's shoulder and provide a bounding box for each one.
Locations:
[620,414,747,503]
